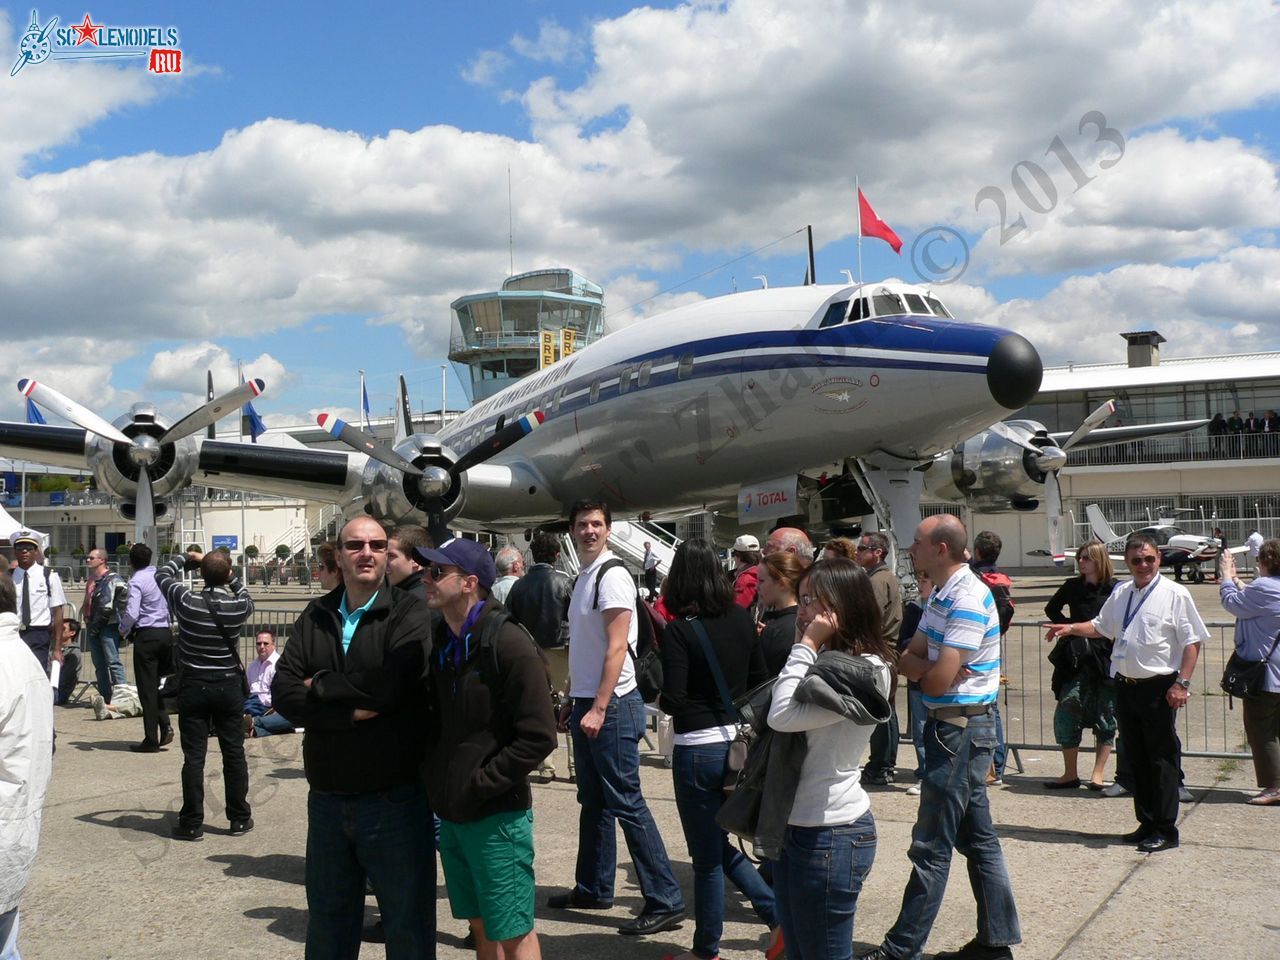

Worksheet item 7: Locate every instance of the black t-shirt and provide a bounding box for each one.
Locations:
[658,605,769,734]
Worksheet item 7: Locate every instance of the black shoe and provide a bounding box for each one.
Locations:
[1138,835,1178,853]
[863,772,892,786]
[1044,778,1081,790]
[130,741,160,753]
[932,940,1015,960]
[547,890,614,910]
[159,728,174,747]
[229,817,254,836]
[857,949,896,960]
[361,920,385,944]
[618,908,685,936]
[464,930,476,949]
[173,823,204,842]
[1119,827,1155,844]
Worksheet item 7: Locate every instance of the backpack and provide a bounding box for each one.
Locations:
[471,606,553,705]
[590,558,665,702]
[977,569,1015,636]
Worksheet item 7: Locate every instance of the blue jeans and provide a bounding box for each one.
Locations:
[87,623,126,702]
[991,700,1007,778]
[243,694,295,737]
[774,813,877,960]
[305,784,436,960]
[570,691,683,912]
[882,713,1021,959]
[907,684,927,779]
[673,742,777,957]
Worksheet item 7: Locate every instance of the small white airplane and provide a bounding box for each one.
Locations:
[0,281,1044,549]
[1081,503,1249,582]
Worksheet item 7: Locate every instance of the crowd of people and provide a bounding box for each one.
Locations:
[2,506,1279,960]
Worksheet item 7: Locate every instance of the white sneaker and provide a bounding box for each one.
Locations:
[1101,782,1129,798]
[905,784,921,796]
[1179,786,1194,803]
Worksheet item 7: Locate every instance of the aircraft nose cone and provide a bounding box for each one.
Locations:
[987,333,1042,410]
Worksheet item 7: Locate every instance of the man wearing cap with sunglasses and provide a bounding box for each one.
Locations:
[273,516,435,960]
[10,531,64,676]
[1046,533,1207,853]
[417,536,557,960]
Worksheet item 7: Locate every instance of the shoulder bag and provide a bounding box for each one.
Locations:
[688,618,751,791]
[1220,631,1280,703]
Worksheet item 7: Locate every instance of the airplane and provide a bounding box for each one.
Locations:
[921,402,1208,565]
[1082,502,1248,582]
[0,281,1045,552]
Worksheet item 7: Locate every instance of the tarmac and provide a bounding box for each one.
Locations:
[16,575,1280,960]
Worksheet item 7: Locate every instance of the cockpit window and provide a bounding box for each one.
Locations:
[851,298,867,321]
[872,293,904,316]
[903,294,929,314]
[819,301,849,328]
[925,296,952,318]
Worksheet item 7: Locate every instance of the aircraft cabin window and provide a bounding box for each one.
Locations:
[638,360,653,388]
[872,293,903,316]
[590,380,601,403]
[903,293,929,314]
[619,367,632,394]
[818,301,849,328]
[677,352,695,380]
[924,296,952,318]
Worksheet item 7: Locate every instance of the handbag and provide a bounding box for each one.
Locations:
[1220,631,1280,702]
[715,725,773,843]
[688,618,751,791]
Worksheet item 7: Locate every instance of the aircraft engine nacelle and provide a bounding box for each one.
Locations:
[921,422,1049,512]
[360,434,467,529]
[86,404,199,518]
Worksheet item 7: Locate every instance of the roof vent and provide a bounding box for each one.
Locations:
[1120,330,1166,368]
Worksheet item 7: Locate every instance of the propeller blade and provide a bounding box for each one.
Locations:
[17,378,132,445]
[316,413,423,476]
[1045,470,1065,566]
[988,420,1043,455]
[451,410,545,475]
[160,378,266,444]
[135,467,156,542]
[394,375,413,445]
[1060,398,1116,451]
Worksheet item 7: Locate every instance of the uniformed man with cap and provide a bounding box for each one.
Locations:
[10,531,65,675]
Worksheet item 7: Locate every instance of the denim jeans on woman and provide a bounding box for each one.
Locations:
[672,741,777,958]
[773,811,876,960]
[881,712,1021,959]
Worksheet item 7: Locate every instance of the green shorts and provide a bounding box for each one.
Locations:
[438,808,536,942]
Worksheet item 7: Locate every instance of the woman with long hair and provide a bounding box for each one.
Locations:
[1220,540,1280,805]
[767,558,892,960]
[757,551,809,675]
[1043,540,1119,788]
[658,538,780,960]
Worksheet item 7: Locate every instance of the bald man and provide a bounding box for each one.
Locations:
[763,527,815,563]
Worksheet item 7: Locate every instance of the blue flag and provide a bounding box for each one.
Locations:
[239,373,266,442]
[362,380,374,434]
[25,398,45,425]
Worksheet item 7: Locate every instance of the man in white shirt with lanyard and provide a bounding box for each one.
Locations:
[11,531,65,676]
[1046,533,1207,852]
[547,499,685,936]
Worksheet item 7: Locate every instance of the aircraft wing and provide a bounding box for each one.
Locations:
[194,438,363,502]
[1048,418,1207,449]
[0,421,91,471]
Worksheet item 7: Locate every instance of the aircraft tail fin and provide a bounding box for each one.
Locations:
[1085,503,1124,545]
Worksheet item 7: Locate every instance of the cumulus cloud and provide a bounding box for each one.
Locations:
[145,343,288,398]
[512,21,576,64]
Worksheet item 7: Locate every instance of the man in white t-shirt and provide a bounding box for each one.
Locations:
[547,500,685,936]
[1246,528,1265,573]
[1046,533,1207,853]
[862,514,1021,960]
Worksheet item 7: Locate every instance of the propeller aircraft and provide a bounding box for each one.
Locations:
[0,281,1046,550]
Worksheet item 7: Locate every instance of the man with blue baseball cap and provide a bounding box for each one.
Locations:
[416,536,557,960]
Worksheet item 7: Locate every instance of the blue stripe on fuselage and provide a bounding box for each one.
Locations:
[442,316,1004,448]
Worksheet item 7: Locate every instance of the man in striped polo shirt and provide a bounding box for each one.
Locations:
[861,514,1020,960]
[156,548,255,842]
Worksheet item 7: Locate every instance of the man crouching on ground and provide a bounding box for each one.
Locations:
[418,536,558,960]
[272,517,436,960]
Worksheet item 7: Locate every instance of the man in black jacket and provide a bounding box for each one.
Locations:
[273,517,435,960]
[418,537,557,960]
[506,532,573,651]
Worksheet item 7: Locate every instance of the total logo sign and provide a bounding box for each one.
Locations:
[738,476,799,522]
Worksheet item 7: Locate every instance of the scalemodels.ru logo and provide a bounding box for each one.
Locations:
[10,9,182,77]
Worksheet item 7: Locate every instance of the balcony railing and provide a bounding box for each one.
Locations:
[1066,432,1280,467]
[449,333,540,354]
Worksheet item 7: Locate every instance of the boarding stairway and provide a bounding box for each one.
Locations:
[557,519,680,578]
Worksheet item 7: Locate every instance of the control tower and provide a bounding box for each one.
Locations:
[448,268,605,404]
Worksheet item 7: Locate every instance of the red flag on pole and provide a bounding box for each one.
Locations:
[858,188,903,254]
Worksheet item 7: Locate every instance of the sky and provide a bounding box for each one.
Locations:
[2,0,1279,431]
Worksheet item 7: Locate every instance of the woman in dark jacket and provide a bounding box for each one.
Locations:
[1043,541,1118,789]
[757,551,808,675]
[658,538,779,960]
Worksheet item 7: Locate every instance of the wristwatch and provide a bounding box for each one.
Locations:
[1174,675,1191,689]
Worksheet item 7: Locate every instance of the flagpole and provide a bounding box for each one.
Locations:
[359,369,366,430]
[238,360,248,585]
[856,175,863,287]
